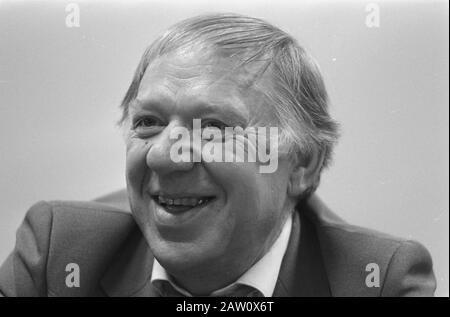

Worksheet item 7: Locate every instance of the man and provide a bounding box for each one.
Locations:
[0,13,436,297]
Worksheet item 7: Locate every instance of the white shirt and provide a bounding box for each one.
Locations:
[151,213,293,297]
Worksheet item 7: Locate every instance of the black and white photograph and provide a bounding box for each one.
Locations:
[0,0,448,298]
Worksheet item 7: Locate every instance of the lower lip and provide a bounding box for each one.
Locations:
[151,198,216,226]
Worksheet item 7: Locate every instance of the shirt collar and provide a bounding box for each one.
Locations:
[151,213,293,297]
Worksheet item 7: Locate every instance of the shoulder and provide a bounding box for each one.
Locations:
[0,200,137,296]
[301,195,436,296]
[21,200,136,252]
[29,199,135,233]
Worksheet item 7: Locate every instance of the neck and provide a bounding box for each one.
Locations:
[168,251,256,295]
[165,211,294,295]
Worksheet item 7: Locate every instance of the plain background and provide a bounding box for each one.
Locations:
[0,0,448,296]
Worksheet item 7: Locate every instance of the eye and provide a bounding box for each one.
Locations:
[133,116,164,128]
[202,119,228,131]
[132,116,165,136]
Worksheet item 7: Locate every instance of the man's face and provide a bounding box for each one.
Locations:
[125,48,296,284]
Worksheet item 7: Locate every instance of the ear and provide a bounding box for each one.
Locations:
[288,147,325,198]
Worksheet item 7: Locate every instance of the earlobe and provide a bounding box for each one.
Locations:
[288,166,306,197]
[288,148,325,198]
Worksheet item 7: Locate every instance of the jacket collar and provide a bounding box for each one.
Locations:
[100,227,158,297]
[100,195,331,297]
[273,201,331,296]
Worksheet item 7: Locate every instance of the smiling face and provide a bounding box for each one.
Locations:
[124,48,297,294]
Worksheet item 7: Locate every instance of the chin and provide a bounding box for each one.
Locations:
[134,198,236,272]
[151,236,228,274]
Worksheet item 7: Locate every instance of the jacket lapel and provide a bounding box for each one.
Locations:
[100,227,159,297]
[273,205,331,296]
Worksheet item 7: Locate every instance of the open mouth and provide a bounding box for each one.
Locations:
[151,195,216,214]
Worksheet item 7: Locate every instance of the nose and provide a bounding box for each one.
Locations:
[146,123,195,175]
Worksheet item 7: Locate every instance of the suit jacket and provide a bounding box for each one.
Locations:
[0,189,436,297]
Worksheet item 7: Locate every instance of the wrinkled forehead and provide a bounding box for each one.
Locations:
[136,47,278,125]
[145,46,272,89]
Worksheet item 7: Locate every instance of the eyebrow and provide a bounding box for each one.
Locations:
[130,98,250,127]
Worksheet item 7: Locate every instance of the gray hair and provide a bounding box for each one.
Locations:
[119,13,339,192]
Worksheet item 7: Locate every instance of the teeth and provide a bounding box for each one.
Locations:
[182,198,195,206]
[156,196,210,207]
[158,196,166,204]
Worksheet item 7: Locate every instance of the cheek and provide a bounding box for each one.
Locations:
[204,161,273,218]
[206,161,259,192]
[205,160,290,222]
[125,139,150,192]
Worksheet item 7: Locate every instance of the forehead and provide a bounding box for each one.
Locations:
[143,48,261,88]
[134,49,277,124]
